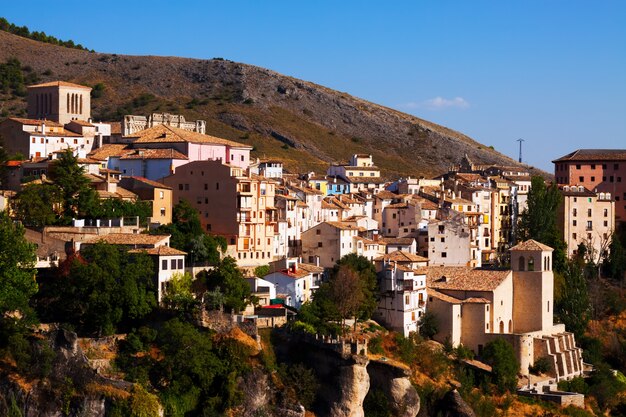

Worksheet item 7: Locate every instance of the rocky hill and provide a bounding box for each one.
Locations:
[0,29,538,178]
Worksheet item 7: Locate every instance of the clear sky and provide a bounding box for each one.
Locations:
[2,1,625,171]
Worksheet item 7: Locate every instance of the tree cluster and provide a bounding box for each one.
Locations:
[14,149,151,227]
[297,254,378,335]
[153,199,226,266]
[37,242,156,336]
[0,17,91,51]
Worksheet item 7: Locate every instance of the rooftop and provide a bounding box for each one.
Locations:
[129,246,186,256]
[375,250,428,263]
[85,233,169,246]
[552,149,626,163]
[119,148,188,160]
[8,117,63,127]
[128,124,252,149]
[87,144,130,160]
[422,266,511,292]
[510,239,553,252]
[28,81,91,90]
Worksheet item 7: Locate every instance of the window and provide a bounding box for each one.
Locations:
[604,208,608,217]
[162,260,168,270]
[32,137,35,143]
[441,252,447,258]
[588,208,592,217]
[216,182,220,190]
[177,259,183,269]
[572,220,577,226]
[573,208,577,217]
[591,176,595,182]
[587,221,592,230]
[405,295,410,305]
[241,155,244,161]
[171,259,177,269]
[576,164,581,169]
[591,164,596,169]
[603,164,607,169]
[317,242,323,247]
[73,139,78,144]
[160,207,166,216]
[179,184,183,190]
[579,176,584,182]
[615,164,619,170]
[316,229,321,235]
[604,221,608,227]
[184,184,189,190]
[204,184,208,190]
[573,233,577,239]
[610,176,614,183]
[159,191,164,199]
[440,237,445,243]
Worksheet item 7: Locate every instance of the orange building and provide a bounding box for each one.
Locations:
[162,160,278,267]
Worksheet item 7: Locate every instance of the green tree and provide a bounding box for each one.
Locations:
[48,149,99,220]
[14,183,62,227]
[162,272,199,318]
[0,210,37,328]
[604,233,626,283]
[49,243,156,335]
[418,310,439,340]
[329,265,363,333]
[153,200,226,265]
[555,260,590,339]
[199,257,251,313]
[481,338,519,392]
[254,264,270,278]
[517,176,567,272]
[333,254,378,321]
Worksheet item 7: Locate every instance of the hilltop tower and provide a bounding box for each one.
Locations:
[27,81,92,124]
[510,239,554,333]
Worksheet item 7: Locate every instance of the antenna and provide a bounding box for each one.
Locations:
[516,138,525,163]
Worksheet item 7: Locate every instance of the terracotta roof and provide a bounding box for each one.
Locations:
[96,188,137,200]
[77,158,101,164]
[86,233,169,246]
[128,124,252,148]
[5,160,22,167]
[28,81,91,90]
[376,190,398,200]
[423,266,511,292]
[88,144,131,160]
[8,117,63,127]
[374,250,428,263]
[298,263,324,274]
[129,246,186,256]
[386,202,411,209]
[325,221,361,230]
[125,176,172,190]
[509,239,553,252]
[67,120,94,127]
[428,289,463,304]
[379,237,415,246]
[119,148,188,160]
[552,149,626,162]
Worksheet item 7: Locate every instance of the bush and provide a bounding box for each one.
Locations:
[481,339,519,393]
[418,311,439,339]
[529,356,552,375]
[278,363,319,409]
[363,388,391,417]
[369,336,384,355]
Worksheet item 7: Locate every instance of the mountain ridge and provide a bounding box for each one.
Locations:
[0,29,542,178]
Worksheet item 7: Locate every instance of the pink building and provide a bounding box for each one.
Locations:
[553,149,626,224]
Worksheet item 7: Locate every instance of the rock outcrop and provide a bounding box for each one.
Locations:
[0,329,132,417]
[435,389,476,417]
[368,360,421,417]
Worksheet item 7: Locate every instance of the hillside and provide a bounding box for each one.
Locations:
[0,29,539,178]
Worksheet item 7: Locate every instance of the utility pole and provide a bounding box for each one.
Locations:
[516,138,525,163]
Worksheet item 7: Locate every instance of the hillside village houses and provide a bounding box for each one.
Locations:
[2,79,618,380]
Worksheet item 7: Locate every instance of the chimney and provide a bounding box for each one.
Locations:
[41,121,46,135]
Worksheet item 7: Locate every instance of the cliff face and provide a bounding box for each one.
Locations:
[273,331,420,417]
[0,329,131,417]
[0,30,543,178]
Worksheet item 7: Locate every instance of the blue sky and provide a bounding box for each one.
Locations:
[2,1,625,171]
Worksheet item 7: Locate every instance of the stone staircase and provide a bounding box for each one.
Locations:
[535,332,583,381]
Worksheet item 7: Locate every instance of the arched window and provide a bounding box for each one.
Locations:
[528,256,535,271]
[518,256,525,271]
[508,320,512,332]
[547,257,550,271]
[499,321,504,333]
[79,95,83,114]
[67,93,70,112]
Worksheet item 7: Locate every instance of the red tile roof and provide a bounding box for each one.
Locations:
[422,266,511,292]
[128,124,252,148]
[552,149,626,162]
[8,117,63,127]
